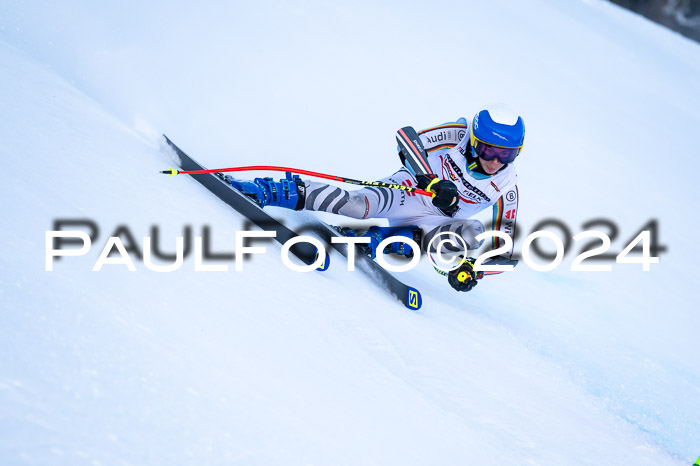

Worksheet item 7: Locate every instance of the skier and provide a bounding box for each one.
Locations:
[225,103,523,292]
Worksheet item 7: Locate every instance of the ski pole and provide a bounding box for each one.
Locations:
[160,165,435,198]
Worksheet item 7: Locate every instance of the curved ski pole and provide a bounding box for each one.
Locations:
[160,165,435,198]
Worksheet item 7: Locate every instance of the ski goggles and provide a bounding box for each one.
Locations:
[472,138,522,164]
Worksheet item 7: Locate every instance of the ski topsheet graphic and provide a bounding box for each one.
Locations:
[162,135,422,310]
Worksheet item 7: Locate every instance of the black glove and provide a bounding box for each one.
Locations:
[416,174,460,216]
[447,257,484,292]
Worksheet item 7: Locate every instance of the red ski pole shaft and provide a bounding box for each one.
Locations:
[161,165,435,198]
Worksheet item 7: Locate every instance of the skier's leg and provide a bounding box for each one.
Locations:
[304,181,428,219]
[224,169,429,219]
[305,169,434,258]
[226,170,443,258]
[345,218,486,264]
[305,168,435,219]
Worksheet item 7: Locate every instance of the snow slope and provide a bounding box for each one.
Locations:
[1,0,699,464]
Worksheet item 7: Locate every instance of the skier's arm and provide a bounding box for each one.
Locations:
[396,125,460,215]
[397,118,468,175]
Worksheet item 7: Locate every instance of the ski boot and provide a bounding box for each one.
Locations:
[224,174,306,210]
[341,226,422,260]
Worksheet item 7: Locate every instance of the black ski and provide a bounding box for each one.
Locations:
[162,135,422,310]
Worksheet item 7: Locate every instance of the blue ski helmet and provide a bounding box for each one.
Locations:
[470,104,525,164]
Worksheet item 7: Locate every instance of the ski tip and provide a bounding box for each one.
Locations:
[406,286,422,311]
[315,250,330,272]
